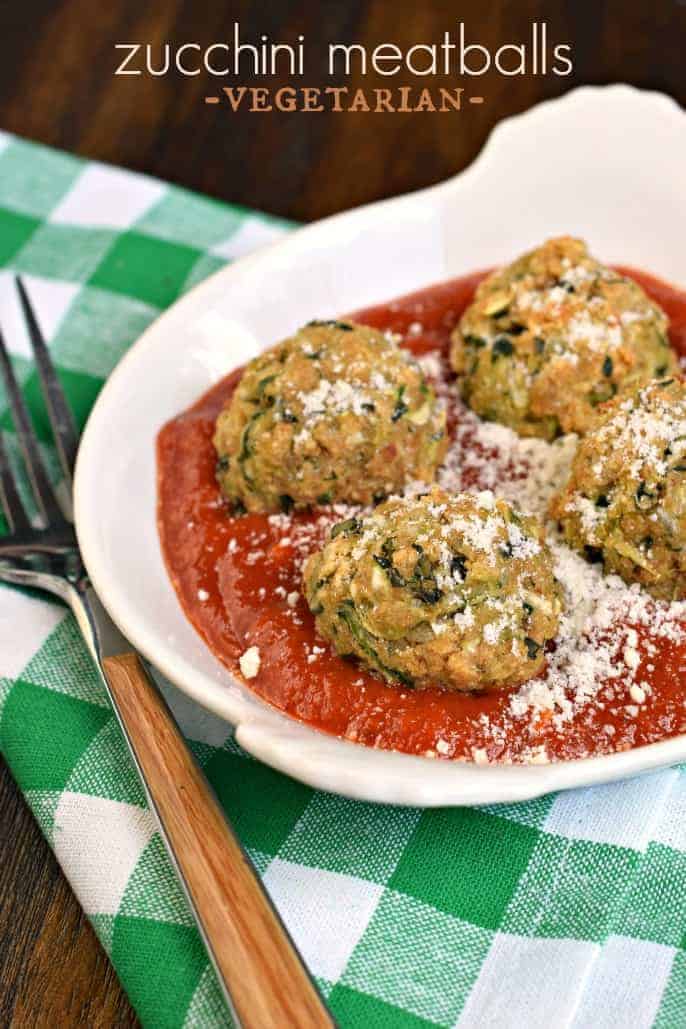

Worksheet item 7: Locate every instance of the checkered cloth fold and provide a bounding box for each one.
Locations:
[1,131,686,1028]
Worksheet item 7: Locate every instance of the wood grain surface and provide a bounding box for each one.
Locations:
[0,0,683,1024]
[101,652,333,1029]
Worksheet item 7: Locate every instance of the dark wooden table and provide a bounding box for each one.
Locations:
[0,0,684,1023]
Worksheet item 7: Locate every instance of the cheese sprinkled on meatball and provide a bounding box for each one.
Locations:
[551,377,686,600]
[214,320,447,513]
[303,487,562,692]
[450,237,676,440]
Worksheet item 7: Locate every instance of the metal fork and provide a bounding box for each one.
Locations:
[0,278,334,1029]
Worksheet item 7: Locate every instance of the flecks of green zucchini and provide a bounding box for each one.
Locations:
[331,517,362,539]
[376,539,444,603]
[491,337,515,361]
[338,601,414,687]
[524,636,541,660]
[391,385,409,422]
[373,554,405,588]
[306,319,354,332]
[253,374,277,401]
[238,410,264,488]
[451,553,468,579]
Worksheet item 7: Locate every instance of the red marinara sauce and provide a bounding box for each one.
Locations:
[157,268,686,763]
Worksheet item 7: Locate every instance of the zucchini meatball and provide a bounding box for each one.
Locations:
[450,236,676,440]
[303,487,562,692]
[550,378,686,601]
[214,321,447,513]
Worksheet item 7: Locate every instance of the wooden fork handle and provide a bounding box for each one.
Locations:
[101,652,334,1029]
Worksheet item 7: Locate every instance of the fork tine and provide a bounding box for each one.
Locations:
[16,277,79,482]
[0,432,30,533]
[0,327,64,525]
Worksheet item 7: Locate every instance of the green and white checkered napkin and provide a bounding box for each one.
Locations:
[2,132,686,1029]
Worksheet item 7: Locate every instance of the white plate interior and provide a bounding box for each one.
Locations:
[74,85,686,806]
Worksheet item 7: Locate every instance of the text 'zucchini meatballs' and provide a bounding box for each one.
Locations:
[214,320,447,512]
[303,487,562,692]
[450,236,676,440]
[550,377,686,601]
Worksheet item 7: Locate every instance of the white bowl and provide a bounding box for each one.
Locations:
[74,85,686,807]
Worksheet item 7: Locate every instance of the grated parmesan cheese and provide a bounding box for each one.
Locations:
[227,348,686,764]
[239,646,261,679]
